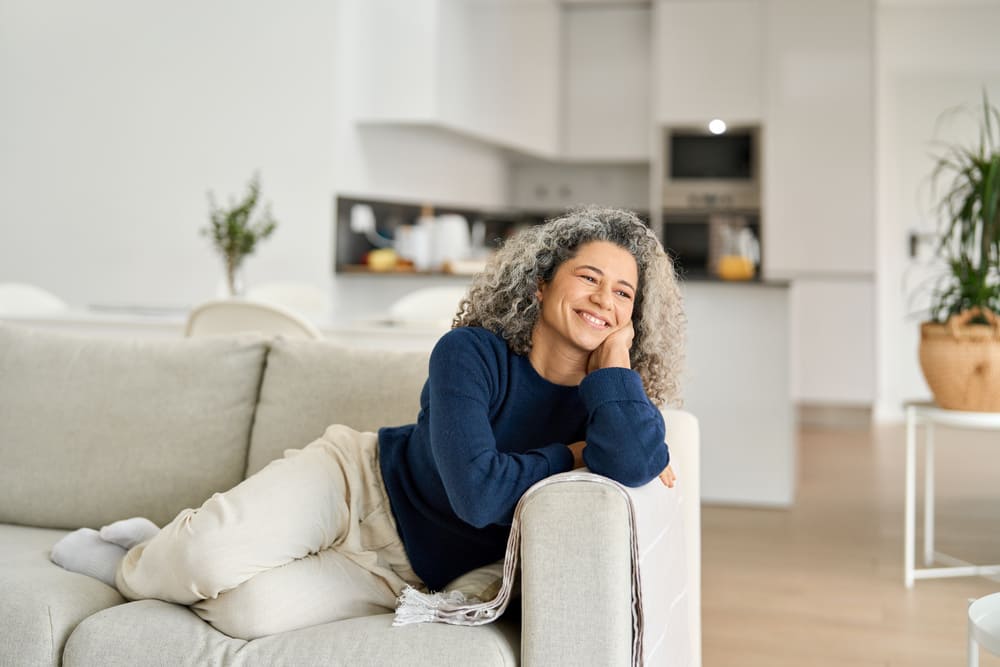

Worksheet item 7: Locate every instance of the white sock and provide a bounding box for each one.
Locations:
[50,528,127,588]
[99,517,160,550]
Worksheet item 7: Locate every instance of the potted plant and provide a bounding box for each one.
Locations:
[202,173,279,297]
[919,91,1000,411]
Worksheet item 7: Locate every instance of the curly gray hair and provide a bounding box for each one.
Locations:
[454,206,685,407]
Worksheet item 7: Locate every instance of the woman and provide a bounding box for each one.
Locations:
[51,205,684,639]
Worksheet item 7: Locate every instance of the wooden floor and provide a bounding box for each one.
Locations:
[701,422,1000,666]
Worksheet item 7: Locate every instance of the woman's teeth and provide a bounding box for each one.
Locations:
[579,311,608,327]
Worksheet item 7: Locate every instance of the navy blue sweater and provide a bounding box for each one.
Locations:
[378,326,668,591]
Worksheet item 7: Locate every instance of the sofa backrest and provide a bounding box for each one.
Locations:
[0,324,268,529]
[245,338,429,477]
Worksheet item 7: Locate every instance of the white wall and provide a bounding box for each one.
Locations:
[875,4,1000,421]
[0,0,511,312]
[0,0,339,308]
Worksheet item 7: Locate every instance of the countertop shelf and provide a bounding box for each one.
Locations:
[338,263,484,277]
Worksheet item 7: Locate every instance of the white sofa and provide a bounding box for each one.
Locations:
[0,323,701,666]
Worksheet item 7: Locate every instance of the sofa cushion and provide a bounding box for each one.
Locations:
[0,324,268,528]
[0,524,124,667]
[246,338,429,475]
[64,600,518,666]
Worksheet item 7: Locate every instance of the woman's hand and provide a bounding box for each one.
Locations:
[587,322,634,374]
[568,440,587,468]
[659,464,676,488]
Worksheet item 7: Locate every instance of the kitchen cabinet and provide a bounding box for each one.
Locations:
[654,0,763,125]
[759,0,876,407]
[353,0,560,158]
[761,0,875,278]
[561,4,651,161]
[507,163,650,212]
[790,279,875,405]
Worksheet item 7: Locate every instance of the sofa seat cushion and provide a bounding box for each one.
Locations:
[0,325,269,528]
[64,600,519,666]
[0,524,124,667]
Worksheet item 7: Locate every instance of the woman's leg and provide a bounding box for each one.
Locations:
[116,425,415,606]
[191,547,399,640]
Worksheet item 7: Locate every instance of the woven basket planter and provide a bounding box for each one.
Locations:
[919,308,1000,412]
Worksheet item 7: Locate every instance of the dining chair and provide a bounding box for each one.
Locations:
[0,283,68,315]
[185,299,323,339]
[244,282,330,321]
[387,286,469,327]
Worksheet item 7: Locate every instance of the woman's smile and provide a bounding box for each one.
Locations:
[576,309,610,329]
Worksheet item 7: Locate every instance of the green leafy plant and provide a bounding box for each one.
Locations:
[202,172,278,296]
[928,91,1000,323]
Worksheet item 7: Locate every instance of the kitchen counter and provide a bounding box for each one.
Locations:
[676,271,790,287]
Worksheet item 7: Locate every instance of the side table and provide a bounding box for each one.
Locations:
[904,402,1000,588]
[969,592,1000,666]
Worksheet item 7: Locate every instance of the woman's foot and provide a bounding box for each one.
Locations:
[50,517,159,588]
[99,517,160,549]
[50,528,126,588]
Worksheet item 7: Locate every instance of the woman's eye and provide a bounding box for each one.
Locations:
[616,291,633,299]
[579,275,597,283]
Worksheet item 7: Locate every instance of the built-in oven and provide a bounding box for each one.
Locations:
[662,211,761,280]
[662,126,761,210]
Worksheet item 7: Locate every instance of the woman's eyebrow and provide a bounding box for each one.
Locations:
[577,264,635,291]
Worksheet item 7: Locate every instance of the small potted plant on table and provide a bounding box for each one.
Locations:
[202,172,278,297]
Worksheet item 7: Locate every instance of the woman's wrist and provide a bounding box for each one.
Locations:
[587,348,631,374]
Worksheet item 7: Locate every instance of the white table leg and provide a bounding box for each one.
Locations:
[905,406,916,588]
[969,603,979,667]
[924,422,935,566]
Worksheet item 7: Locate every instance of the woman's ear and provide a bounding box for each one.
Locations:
[536,280,546,302]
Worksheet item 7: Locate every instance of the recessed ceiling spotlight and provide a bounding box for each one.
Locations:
[708,119,727,135]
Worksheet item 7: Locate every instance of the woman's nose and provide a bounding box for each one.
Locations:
[591,287,612,309]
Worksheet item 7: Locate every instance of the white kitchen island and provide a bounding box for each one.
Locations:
[681,280,794,507]
[2,277,793,507]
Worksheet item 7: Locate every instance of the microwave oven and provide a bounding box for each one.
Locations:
[662,126,760,210]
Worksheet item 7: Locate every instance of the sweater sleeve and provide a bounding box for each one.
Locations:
[579,367,668,487]
[426,330,575,528]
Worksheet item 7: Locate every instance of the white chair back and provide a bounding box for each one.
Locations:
[245,282,330,321]
[388,286,468,327]
[0,283,68,315]
[185,299,323,339]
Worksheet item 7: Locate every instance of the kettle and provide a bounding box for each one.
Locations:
[430,214,471,271]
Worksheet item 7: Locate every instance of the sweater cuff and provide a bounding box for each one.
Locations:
[536,443,575,475]
[578,367,648,410]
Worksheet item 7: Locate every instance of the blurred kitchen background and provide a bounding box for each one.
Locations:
[2,0,1000,508]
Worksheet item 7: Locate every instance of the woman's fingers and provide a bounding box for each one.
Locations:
[658,464,676,488]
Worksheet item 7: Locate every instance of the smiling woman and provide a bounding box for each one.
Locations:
[50,205,684,642]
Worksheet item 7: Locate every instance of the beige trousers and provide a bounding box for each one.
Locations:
[116,425,422,640]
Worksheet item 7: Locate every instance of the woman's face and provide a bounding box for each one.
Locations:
[535,240,639,353]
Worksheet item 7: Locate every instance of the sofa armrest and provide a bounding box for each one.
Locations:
[517,409,701,667]
[519,478,633,667]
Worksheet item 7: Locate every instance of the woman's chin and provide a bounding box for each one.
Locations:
[572,330,610,352]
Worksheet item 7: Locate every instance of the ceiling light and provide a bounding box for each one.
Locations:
[708,119,727,135]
